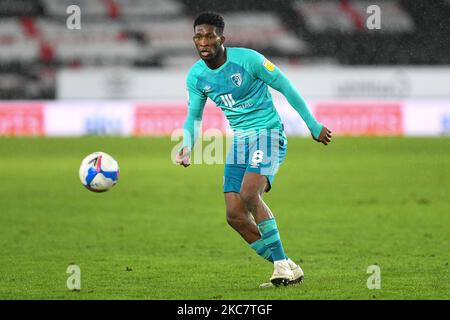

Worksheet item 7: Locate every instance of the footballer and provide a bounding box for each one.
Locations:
[175,12,332,287]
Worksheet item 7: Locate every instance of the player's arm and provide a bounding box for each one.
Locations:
[249,51,332,145]
[175,74,207,167]
[270,70,332,145]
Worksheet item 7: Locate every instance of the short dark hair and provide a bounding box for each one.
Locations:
[193,11,225,35]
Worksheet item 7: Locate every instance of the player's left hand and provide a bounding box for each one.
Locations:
[313,126,332,146]
[175,147,191,167]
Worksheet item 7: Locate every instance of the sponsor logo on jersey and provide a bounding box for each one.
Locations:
[219,94,236,108]
[231,73,242,87]
[263,59,275,72]
[203,85,212,93]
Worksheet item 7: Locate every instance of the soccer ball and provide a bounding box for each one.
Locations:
[79,152,119,192]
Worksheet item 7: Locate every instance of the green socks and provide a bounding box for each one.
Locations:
[251,218,287,262]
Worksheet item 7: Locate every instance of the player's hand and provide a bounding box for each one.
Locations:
[313,126,332,146]
[175,147,191,167]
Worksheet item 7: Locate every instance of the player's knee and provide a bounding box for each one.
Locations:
[226,209,245,230]
[225,212,238,228]
[240,188,260,211]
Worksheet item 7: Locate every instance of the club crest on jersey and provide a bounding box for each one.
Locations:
[231,73,242,87]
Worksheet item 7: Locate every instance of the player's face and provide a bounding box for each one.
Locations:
[193,24,224,61]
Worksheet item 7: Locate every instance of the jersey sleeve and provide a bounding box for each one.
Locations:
[246,49,281,86]
[269,72,323,139]
[182,70,207,150]
[247,49,323,139]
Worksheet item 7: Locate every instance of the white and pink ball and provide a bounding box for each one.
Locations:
[79,152,119,193]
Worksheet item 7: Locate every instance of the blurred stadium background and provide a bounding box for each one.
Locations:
[1,0,450,300]
[1,0,449,136]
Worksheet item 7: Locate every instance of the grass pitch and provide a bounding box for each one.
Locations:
[0,136,449,299]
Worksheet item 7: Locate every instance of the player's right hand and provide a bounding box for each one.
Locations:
[175,147,191,167]
[313,126,332,146]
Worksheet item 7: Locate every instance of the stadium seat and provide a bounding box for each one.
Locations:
[41,0,108,18]
[0,0,43,17]
[114,0,183,18]
[293,0,356,33]
[37,20,143,64]
[0,0,447,99]
[222,12,309,54]
[0,19,40,62]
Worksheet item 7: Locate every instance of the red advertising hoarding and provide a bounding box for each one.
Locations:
[0,104,44,136]
[315,103,403,135]
[133,102,226,135]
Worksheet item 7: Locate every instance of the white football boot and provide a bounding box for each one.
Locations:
[270,260,295,286]
[286,258,304,284]
[260,258,304,288]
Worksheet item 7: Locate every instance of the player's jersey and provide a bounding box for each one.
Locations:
[186,47,283,132]
[182,47,322,150]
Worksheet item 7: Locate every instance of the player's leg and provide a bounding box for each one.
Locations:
[223,166,303,286]
[242,129,304,286]
[223,140,274,263]
[225,191,278,263]
[240,172,294,286]
[240,173,287,262]
[224,128,303,286]
[240,173,304,287]
[239,173,272,223]
[224,192,260,244]
[255,183,304,285]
